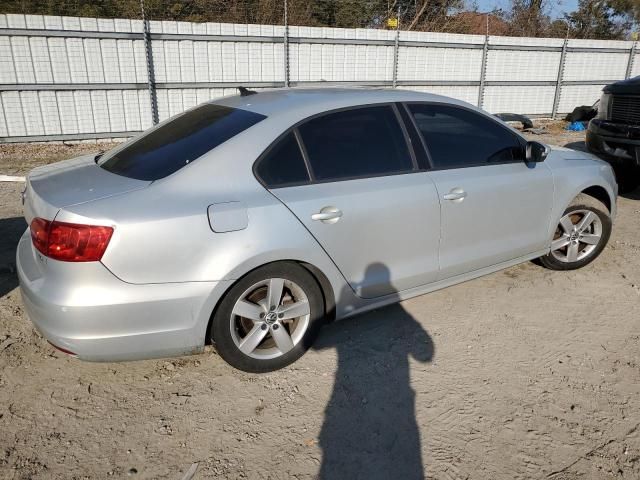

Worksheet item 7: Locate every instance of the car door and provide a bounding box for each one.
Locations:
[405,102,554,280]
[254,104,441,299]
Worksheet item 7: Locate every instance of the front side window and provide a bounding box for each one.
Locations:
[100,104,266,181]
[255,132,310,188]
[298,105,414,182]
[407,104,524,169]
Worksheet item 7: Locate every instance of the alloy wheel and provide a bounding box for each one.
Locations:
[550,209,603,263]
[229,278,311,359]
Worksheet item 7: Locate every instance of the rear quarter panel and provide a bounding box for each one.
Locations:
[60,183,345,287]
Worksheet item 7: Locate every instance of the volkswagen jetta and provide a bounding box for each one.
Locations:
[17,88,617,372]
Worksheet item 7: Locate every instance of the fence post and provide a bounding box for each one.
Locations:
[626,41,637,79]
[392,6,400,88]
[140,0,158,125]
[283,0,290,88]
[551,37,568,119]
[477,33,489,108]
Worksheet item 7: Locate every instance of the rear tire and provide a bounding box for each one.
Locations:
[538,194,612,271]
[211,262,324,373]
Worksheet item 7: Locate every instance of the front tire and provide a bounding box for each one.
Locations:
[539,194,612,271]
[211,262,324,373]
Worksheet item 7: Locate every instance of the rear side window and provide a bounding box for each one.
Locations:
[100,104,266,181]
[408,104,524,169]
[255,132,310,187]
[298,105,413,182]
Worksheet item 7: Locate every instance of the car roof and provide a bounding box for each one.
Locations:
[212,87,472,122]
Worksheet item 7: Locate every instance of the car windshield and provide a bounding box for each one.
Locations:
[99,104,266,181]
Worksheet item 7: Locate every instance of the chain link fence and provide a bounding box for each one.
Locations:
[0,1,638,142]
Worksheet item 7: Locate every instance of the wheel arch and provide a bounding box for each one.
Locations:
[546,177,616,248]
[300,261,337,323]
[580,185,613,213]
[540,183,614,270]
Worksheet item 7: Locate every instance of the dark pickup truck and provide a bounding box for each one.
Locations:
[587,76,640,192]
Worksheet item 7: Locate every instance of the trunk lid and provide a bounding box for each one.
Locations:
[24,154,150,223]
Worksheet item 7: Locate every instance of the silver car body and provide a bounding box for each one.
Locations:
[17,88,618,361]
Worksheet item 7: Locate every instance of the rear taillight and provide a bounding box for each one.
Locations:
[30,217,49,255]
[30,217,113,262]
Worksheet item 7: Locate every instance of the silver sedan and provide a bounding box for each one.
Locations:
[17,88,617,372]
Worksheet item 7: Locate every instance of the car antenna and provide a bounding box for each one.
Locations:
[238,86,257,97]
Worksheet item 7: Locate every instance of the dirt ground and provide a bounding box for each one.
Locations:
[1,126,640,480]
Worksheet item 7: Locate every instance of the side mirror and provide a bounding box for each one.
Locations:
[526,141,549,162]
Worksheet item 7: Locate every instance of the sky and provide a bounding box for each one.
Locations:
[474,0,580,18]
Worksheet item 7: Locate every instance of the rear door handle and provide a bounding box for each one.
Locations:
[443,188,467,202]
[311,206,343,224]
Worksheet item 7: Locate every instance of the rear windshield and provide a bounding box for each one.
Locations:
[100,104,266,181]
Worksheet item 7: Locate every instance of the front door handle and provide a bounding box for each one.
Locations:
[443,188,467,202]
[311,206,343,224]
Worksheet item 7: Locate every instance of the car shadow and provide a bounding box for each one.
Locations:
[622,188,640,199]
[313,263,434,480]
[0,216,26,298]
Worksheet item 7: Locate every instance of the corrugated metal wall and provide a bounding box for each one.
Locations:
[0,13,636,142]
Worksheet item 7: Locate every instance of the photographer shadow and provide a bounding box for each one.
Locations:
[314,263,434,480]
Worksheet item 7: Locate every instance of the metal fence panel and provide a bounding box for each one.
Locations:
[484,85,557,115]
[0,12,635,142]
[398,85,479,105]
[557,84,609,113]
[398,47,483,82]
[563,52,628,81]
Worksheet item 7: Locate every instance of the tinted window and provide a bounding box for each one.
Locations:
[298,106,413,182]
[256,132,310,187]
[408,104,524,169]
[100,104,266,180]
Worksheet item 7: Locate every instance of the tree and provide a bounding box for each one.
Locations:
[398,0,465,31]
[609,0,640,25]
[565,0,633,39]
[547,18,571,37]
[503,0,557,37]
[0,0,638,39]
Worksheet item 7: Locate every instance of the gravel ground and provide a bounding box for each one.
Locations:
[0,141,120,176]
[1,127,640,480]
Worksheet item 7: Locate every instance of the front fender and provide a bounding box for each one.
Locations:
[546,158,617,243]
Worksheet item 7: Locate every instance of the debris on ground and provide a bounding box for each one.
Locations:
[495,113,534,130]
[0,336,17,352]
[181,463,199,480]
[565,121,587,131]
[0,175,26,182]
[564,104,598,123]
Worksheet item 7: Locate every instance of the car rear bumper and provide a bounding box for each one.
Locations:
[16,229,221,362]
[587,119,640,168]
